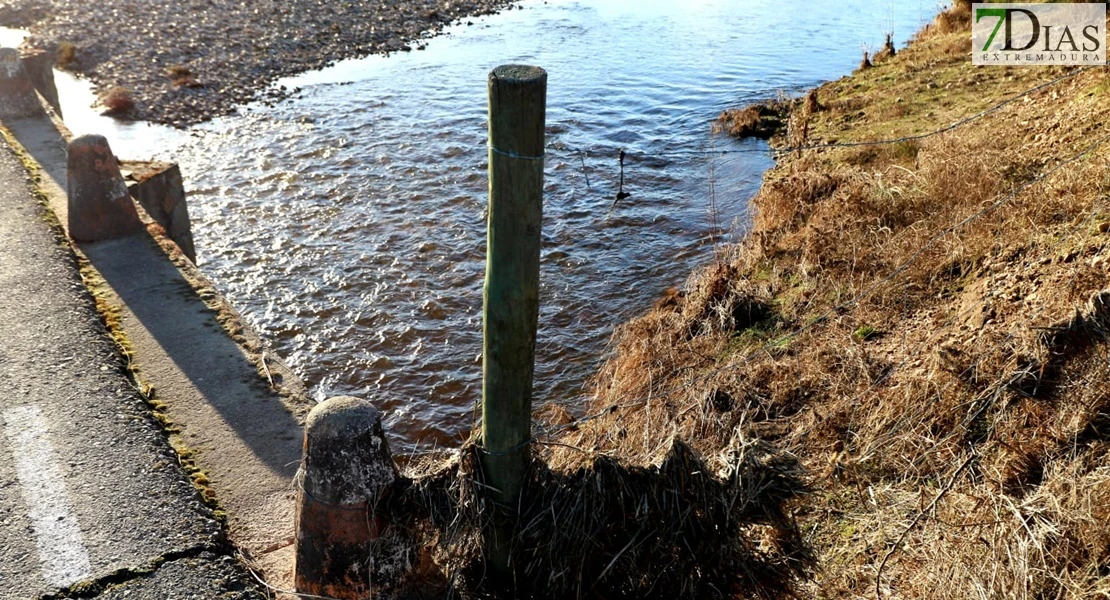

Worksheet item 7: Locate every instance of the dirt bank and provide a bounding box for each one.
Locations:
[0,0,517,126]
[543,3,1110,597]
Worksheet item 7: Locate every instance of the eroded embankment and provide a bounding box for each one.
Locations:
[536,3,1110,599]
[384,5,1110,599]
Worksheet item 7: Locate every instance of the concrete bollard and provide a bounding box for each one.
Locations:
[66,135,145,243]
[0,48,46,119]
[295,396,406,599]
[18,47,61,117]
[122,160,197,263]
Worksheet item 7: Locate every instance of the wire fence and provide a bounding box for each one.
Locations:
[472,60,1110,457]
[542,63,1106,167]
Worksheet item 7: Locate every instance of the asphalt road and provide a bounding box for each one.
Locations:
[0,139,264,597]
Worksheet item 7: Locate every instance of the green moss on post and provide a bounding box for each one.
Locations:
[480,64,547,580]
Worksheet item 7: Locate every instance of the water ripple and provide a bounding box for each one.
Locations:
[62,0,935,452]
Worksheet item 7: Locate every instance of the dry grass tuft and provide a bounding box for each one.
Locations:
[548,13,1110,599]
[715,99,792,140]
[165,64,191,79]
[872,33,896,62]
[392,438,812,599]
[803,89,821,116]
[54,41,75,68]
[165,64,203,88]
[99,86,135,115]
[929,0,972,36]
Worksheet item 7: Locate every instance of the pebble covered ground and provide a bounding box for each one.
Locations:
[0,0,517,126]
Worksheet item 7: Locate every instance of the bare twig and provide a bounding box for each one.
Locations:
[260,350,274,387]
[875,452,977,599]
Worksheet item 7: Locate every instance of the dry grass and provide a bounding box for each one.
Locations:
[930,0,971,37]
[715,99,792,140]
[538,4,1110,599]
[385,5,1110,598]
[99,86,135,115]
[873,34,896,63]
[392,437,811,599]
[858,51,872,71]
[165,64,202,88]
[803,89,821,115]
[54,41,75,68]
[165,64,191,79]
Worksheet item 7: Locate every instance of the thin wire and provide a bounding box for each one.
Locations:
[780,63,1105,154]
[542,63,1103,161]
[587,129,1110,426]
[495,126,1110,454]
[481,402,627,457]
[875,449,977,598]
[839,175,1110,453]
[829,159,1110,598]
[243,562,348,600]
[469,64,1110,456]
[658,66,1110,436]
[489,145,545,161]
[747,130,1110,365]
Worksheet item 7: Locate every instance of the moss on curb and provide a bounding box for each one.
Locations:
[0,123,229,524]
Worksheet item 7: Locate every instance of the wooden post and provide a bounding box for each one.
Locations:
[480,64,546,576]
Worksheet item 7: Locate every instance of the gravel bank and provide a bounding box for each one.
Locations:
[0,0,517,126]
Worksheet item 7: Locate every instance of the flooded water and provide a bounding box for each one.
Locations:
[45,0,936,452]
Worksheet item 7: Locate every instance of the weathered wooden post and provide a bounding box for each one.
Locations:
[480,64,546,576]
[294,396,406,599]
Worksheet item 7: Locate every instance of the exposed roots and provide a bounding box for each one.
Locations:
[392,435,812,599]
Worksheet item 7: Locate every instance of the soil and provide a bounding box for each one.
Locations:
[0,0,518,126]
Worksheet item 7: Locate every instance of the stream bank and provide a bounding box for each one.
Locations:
[0,0,518,125]
[549,3,1110,597]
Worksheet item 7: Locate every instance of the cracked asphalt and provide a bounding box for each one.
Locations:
[0,139,264,597]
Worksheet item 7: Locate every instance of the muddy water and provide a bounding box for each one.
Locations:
[48,0,936,452]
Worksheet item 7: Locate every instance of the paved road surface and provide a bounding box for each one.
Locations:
[0,139,264,597]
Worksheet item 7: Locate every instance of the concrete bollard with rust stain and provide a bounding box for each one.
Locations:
[66,134,145,243]
[295,396,411,599]
[0,47,46,119]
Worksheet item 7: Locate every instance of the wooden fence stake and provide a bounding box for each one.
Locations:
[480,64,546,578]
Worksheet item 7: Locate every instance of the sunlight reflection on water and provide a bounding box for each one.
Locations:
[21,0,936,452]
